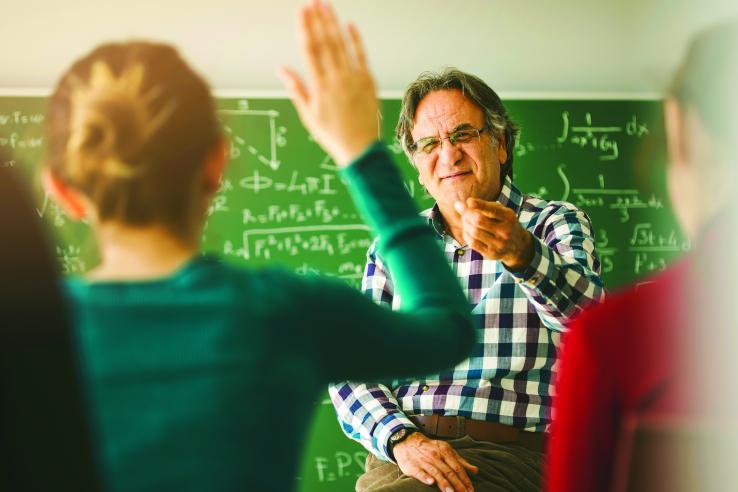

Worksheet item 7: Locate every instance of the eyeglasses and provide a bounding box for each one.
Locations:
[409,126,489,156]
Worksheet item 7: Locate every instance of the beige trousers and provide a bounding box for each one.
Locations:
[356,436,543,492]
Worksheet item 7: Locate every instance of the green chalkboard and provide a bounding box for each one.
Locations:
[0,95,686,491]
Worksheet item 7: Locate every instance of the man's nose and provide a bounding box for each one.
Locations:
[437,137,463,166]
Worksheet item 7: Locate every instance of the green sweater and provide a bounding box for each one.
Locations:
[65,142,475,492]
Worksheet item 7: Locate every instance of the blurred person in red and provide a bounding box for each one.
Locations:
[546,20,738,492]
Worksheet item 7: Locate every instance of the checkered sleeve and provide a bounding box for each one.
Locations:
[510,203,605,331]
[327,241,419,462]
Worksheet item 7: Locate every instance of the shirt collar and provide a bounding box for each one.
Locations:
[427,175,524,237]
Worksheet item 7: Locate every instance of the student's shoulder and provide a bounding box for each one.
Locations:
[572,261,690,343]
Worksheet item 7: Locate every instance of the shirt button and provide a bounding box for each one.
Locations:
[528,273,542,285]
[422,385,429,391]
[456,249,465,256]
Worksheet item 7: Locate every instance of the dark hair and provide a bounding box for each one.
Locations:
[0,161,101,490]
[669,21,738,147]
[44,41,221,239]
[396,68,520,179]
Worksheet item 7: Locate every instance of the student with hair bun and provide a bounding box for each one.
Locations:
[43,2,474,491]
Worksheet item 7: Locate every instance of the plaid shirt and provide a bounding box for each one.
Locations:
[329,176,604,462]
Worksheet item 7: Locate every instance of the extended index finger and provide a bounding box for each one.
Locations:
[466,197,513,221]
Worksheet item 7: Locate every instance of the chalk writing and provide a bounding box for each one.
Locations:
[0,133,43,149]
[242,200,349,225]
[239,169,339,196]
[220,101,284,171]
[557,112,649,161]
[242,225,371,260]
[628,223,690,275]
[569,173,662,223]
[0,111,44,126]
[313,451,368,482]
[56,245,86,274]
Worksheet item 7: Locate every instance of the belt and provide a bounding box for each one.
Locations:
[409,415,546,453]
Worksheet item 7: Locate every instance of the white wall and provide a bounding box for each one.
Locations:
[2,0,737,95]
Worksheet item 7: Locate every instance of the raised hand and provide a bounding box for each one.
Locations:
[279,0,379,168]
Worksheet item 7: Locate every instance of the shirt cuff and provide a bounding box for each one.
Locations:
[339,140,385,178]
[508,235,554,288]
[373,413,419,463]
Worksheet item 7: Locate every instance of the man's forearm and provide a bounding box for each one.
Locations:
[509,210,604,330]
[329,381,417,461]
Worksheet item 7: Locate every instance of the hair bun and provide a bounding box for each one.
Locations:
[66,61,176,180]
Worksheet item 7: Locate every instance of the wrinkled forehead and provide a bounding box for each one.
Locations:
[411,89,485,138]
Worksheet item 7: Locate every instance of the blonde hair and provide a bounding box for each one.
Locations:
[45,41,221,238]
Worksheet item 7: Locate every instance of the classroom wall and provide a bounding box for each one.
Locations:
[2,0,738,95]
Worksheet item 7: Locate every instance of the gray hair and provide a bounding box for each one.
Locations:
[396,68,520,179]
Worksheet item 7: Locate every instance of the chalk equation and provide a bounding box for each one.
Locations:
[0,132,43,150]
[238,169,339,196]
[220,99,287,171]
[241,200,353,226]
[0,110,44,126]
[239,225,371,261]
[557,112,649,161]
[56,245,86,274]
[311,451,368,483]
[595,222,690,276]
[565,171,664,223]
[0,96,686,293]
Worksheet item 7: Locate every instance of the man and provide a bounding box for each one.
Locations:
[329,69,604,492]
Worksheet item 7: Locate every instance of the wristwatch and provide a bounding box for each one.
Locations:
[388,428,416,460]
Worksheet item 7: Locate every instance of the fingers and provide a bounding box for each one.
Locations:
[395,435,474,492]
[300,0,350,83]
[418,460,470,492]
[465,197,512,221]
[347,22,368,71]
[315,0,350,70]
[463,227,498,257]
[462,209,512,242]
[406,464,436,487]
[282,0,379,167]
[462,221,513,261]
[437,454,474,492]
[422,442,474,492]
[277,66,309,114]
[297,3,324,87]
[457,455,479,475]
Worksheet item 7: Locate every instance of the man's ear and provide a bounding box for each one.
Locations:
[497,138,508,166]
[664,97,687,168]
[203,138,228,193]
[42,169,87,220]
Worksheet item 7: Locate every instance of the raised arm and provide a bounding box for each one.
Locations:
[277,1,475,376]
